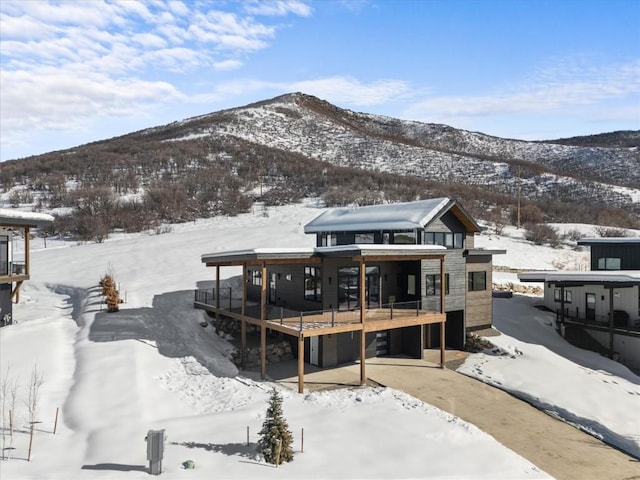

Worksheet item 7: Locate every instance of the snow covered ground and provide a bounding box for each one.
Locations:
[1,200,638,479]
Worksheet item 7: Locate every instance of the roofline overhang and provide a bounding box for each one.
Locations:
[202,244,447,266]
[465,248,507,256]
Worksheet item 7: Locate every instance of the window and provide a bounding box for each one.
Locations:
[393,231,416,244]
[249,270,262,286]
[426,274,450,296]
[304,266,322,301]
[454,233,464,249]
[355,233,374,244]
[424,231,464,249]
[320,233,337,246]
[597,257,621,270]
[554,288,572,303]
[468,271,487,291]
[0,235,8,276]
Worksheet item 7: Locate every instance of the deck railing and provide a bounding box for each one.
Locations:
[194,289,437,331]
[0,261,25,276]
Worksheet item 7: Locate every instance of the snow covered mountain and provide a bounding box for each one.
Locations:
[2,93,638,228]
[158,92,639,203]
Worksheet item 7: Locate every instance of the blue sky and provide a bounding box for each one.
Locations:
[1,0,639,161]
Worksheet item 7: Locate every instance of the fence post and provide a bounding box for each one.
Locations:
[391,303,394,320]
[53,407,59,435]
[229,287,232,311]
[331,309,335,327]
[280,307,284,326]
[300,312,303,331]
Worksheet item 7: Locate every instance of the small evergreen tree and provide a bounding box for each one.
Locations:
[258,388,294,465]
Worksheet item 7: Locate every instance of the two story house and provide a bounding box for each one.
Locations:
[518,237,640,370]
[195,198,504,392]
[1,209,54,326]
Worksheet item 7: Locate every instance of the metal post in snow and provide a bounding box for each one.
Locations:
[280,307,284,326]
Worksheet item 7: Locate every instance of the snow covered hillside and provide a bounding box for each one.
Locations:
[1,200,638,479]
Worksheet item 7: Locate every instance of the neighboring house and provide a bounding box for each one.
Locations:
[0,209,54,326]
[518,238,640,370]
[195,198,504,392]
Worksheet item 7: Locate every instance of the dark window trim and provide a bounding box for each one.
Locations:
[468,271,487,292]
[304,266,322,302]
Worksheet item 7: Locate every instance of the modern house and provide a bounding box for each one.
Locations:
[1,209,54,326]
[518,237,640,370]
[195,198,505,392]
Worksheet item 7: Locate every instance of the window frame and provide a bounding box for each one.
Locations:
[468,271,487,292]
[304,266,322,302]
[426,273,449,296]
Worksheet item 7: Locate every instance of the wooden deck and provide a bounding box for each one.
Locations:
[194,299,445,338]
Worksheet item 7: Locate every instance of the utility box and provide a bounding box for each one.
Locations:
[145,429,165,475]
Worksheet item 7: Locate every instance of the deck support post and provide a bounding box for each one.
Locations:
[298,334,304,394]
[359,258,366,385]
[260,262,267,380]
[608,287,614,359]
[440,255,446,367]
[215,265,220,323]
[24,227,30,277]
[241,264,247,368]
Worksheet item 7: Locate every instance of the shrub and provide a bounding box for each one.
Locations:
[525,223,560,246]
[594,226,628,238]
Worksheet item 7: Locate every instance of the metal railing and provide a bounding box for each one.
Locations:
[194,290,438,331]
[0,261,25,276]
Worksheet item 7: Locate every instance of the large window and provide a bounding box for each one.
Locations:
[468,271,486,291]
[426,274,449,296]
[394,231,417,244]
[304,266,322,301]
[424,232,464,249]
[597,257,621,270]
[355,233,374,244]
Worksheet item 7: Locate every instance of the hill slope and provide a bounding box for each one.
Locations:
[1,93,638,236]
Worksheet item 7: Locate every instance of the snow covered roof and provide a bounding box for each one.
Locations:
[202,244,446,265]
[304,198,480,234]
[518,270,640,286]
[202,248,315,265]
[577,237,640,245]
[0,208,54,227]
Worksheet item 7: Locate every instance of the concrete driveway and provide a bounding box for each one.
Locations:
[268,353,640,480]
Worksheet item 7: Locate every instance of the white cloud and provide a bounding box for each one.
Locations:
[0,67,181,134]
[1,0,309,153]
[243,0,313,17]
[288,76,415,106]
[213,59,243,71]
[405,59,640,120]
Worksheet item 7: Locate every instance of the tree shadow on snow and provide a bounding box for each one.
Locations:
[81,463,147,472]
[85,288,238,377]
[172,441,265,463]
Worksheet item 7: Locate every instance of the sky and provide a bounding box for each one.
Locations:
[1,0,639,161]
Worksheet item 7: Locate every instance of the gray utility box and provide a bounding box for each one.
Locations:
[146,429,165,475]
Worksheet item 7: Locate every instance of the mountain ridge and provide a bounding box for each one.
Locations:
[1,92,638,239]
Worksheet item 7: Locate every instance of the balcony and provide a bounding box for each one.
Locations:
[194,289,444,334]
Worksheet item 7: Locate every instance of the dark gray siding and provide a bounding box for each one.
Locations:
[590,244,640,270]
[1,283,12,325]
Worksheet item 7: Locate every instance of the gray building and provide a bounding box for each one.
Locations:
[196,198,504,392]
